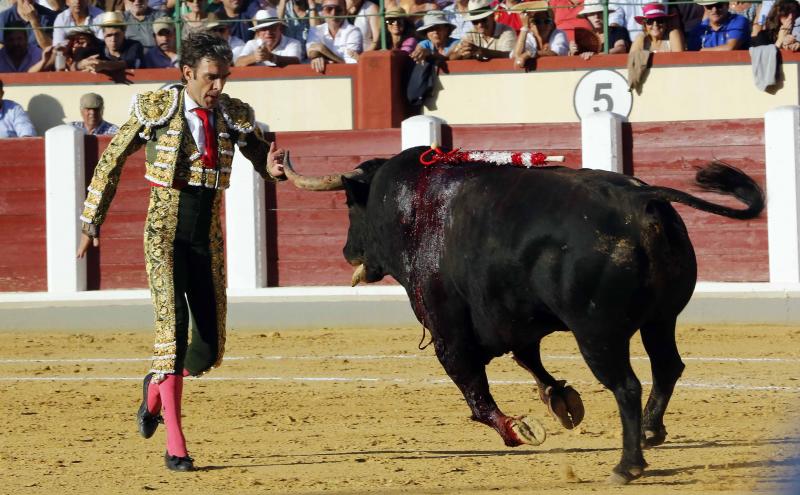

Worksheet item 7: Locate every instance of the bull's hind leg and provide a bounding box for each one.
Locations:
[573,333,646,484]
[512,340,585,429]
[639,317,685,448]
[432,337,546,447]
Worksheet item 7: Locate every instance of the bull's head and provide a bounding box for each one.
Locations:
[283,153,386,286]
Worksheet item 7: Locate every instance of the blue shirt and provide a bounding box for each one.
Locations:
[688,13,750,51]
[418,37,459,55]
[0,3,56,46]
[69,120,119,135]
[0,99,36,137]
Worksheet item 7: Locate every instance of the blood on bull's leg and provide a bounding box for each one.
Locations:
[512,340,585,430]
[639,317,685,449]
[432,337,546,447]
[573,334,647,484]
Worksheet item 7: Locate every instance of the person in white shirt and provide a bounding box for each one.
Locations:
[52,0,103,47]
[511,0,568,68]
[235,8,303,66]
[346,0,379,51]
[306,0,362,73]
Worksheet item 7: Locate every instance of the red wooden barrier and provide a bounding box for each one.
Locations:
[0,138,46,291]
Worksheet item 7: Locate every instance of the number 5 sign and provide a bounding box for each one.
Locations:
[573,69,632,120]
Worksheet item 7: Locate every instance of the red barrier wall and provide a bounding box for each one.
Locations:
[0,138,46,291]
[628,120,768,281]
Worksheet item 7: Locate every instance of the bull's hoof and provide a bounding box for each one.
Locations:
[509,416,547,447]
[607,465,644,485]
[542,383,585,430]
[641,426,667,449]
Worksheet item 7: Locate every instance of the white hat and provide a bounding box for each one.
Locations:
[249,8,285,31]
[577,1,615,17]
[417,10,456,32]
[465,0,494,21]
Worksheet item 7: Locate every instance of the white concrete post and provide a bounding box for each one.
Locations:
[401,115,443,150]
[764,105,800,284]
[225,139,267,289]
[581,111,624,174]
[45,125,86,292]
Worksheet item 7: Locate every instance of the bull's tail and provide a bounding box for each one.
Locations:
[646,161,765,219]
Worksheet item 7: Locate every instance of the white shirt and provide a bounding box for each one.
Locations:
[514,28,569,57]
[237,34,304,65]
[306,21,363,63]
[352,0,378,50]
[444,3,471,40]
[52,6,104,46]
[184,93,213,156]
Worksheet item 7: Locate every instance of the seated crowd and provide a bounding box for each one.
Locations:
[0,0,797,74]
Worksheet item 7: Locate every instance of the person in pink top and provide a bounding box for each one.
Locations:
[549,0,591,42]
[383,7,418,52]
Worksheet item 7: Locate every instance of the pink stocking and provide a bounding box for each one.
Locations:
[159,374,188,457]
[147,379,161,415]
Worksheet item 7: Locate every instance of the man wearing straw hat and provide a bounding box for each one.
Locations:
[450,0,516,60]
[235,7,303,66]
[76,31,287,472]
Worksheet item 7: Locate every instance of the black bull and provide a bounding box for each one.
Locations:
[284,146,765,484]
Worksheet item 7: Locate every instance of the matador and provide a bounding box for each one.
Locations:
[76,32,287,472]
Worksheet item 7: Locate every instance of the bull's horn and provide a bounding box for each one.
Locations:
[351,264,366,287]
[283,151,364,191]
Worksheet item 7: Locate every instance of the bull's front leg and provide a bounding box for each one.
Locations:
[433,337,546,447]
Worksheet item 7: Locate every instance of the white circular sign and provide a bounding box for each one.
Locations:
[573,69,632,120]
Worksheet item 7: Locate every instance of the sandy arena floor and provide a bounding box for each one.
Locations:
[1,324,799,494]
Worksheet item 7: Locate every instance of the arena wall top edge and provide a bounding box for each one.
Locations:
[2,50,798,135]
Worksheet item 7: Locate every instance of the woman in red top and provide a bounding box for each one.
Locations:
[549,0,591,42]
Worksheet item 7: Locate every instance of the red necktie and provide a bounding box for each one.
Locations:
[192,107,217,169]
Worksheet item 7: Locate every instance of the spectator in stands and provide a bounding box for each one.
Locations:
[182,0,213,37]
[216,0,261,42]
[687,1,749,51]
[123,0,160,52]
[64,24,102,69]
[572,0,629,58]
[306,0,362,72]
[629,3,685,52]
[206,13,247,59]
[549,0,591,44]
[277,0,321,54]
[443,0,470,38]
[69,92,119,134]
[347,0,380,51]
[608,0,654,43]
[450,0,516,60]
[52,0,103,47]
[511,0,568,68]
[383,7,417,52]
[0,20,43,71]
[751,0,800,50]
[79,11,144,72]
[235,8,303,65]
[673,1,705,38]
[0,0,56,49]
[493,0,522,33]
[148,0,175,13]
[0,80,36,137]
[143,16,178,67]
[410,9,458,61]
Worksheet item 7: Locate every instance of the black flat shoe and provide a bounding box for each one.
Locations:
[164,451,195,472]
[137,373,163,439]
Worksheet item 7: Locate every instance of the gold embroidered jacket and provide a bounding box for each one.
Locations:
[80,86,283,229]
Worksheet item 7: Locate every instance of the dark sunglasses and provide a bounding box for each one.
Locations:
[703,2,727,11]
[322,5,343,13]
[533,18,552,25]
[644,17,666,25]
[385,18,404,24]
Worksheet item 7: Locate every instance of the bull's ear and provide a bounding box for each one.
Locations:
[343,176,370,207]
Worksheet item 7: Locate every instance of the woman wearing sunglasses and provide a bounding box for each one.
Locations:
[511,0,568,67]
[630,3,685,53]
[383,8,418,52]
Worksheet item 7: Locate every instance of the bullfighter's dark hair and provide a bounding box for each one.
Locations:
[180,31,233,83]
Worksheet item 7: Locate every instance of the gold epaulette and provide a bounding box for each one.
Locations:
[130,87,181,140]
[217,94,256,137]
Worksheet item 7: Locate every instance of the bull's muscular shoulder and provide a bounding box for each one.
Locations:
[217,94,256,135]
[130,86,181,127]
